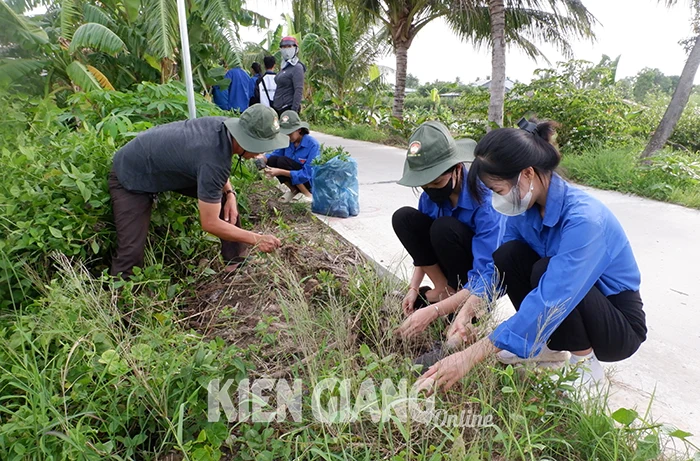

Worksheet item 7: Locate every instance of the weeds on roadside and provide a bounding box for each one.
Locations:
[562,143,700,209]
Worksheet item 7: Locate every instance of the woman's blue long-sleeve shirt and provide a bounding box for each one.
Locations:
[265,134,320,186]
[489,174,641,358]
[417,168,505,300]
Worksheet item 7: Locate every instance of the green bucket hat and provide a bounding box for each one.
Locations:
[397,121,476,187]
[223,105,290,153]
[278,110,310,135]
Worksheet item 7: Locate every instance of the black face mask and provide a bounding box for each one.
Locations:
[423,177,454,203]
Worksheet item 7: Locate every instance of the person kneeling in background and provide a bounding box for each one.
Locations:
[257,110,320,204]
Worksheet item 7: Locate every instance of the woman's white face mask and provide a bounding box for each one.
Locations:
[491,173,534,216]
[281,47,297,61]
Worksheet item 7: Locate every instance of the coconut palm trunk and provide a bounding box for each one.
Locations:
[393,40,410,119]
[641,34,700,159]
[488,0,506,129]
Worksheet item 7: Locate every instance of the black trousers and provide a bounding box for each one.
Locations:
[109,170,244,277]
[267,156,311,191]
[392,206,474,290]
[493,240,647,362]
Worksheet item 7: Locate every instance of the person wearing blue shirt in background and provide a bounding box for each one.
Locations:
[211,61,230,110]
[223,66,253,113]
[417,118,647,394]
[256,110,319,204]
[392,121,505,345]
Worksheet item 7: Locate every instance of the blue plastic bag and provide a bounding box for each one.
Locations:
[312,156,360,218]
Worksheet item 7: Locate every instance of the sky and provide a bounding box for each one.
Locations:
[240,0,698,85]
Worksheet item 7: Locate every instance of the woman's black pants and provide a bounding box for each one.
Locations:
[493,240,647,362]
[392,206,474,291]
[267,156,311,191]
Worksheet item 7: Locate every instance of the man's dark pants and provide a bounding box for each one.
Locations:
[109,170,244,277]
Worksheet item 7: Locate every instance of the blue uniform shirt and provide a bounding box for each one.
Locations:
[489,173,641,358]
[212,85,230,110]
[418,169,505,299]
[224,68,252,113]
[266,134,320,186]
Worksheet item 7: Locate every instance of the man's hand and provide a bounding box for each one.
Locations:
[223,193,238,223]
[396,307,437,339]
[199,200,279,252]
[402,288,419,316]
[254,234,281,253]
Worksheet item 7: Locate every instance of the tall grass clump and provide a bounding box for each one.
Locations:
[235,245,699,460]
[563,144,700,209]
[0,255,248,459]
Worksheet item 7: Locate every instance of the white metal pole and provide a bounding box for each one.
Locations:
[176,0,196,119]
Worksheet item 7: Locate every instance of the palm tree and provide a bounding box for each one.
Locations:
[349,0,594,121]
[302,5,388,102]
[1,1,126,92]
[242,24,284,70]
[447,0,595,128]
[349,0,453,119]
[641,0,700,159]
[0,0,267,92]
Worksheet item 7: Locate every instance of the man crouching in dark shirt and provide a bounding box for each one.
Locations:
[108,105,289,277]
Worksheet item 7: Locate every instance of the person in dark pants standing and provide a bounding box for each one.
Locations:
[256,111,319,204]
[416,118,647,394]
[392,121,504,342]
[108,105,289,277]
[272,36,305,115]
[249,62,262,106]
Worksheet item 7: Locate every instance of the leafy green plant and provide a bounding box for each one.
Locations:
[0,85,243,308]
[312,145,351,165]
[68,81,225,142]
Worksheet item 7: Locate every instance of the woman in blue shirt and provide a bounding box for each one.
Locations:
[417,119,647,392]
[393,121,504,342]
[258,110,319,204]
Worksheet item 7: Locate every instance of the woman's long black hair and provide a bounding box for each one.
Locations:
[467,119,561,203]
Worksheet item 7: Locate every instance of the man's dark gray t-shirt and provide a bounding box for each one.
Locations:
[113,116,232,203]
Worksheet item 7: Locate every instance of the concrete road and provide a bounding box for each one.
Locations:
[312,131,700,437]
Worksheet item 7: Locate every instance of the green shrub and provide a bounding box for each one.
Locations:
[67,81,225,142]
[505,75,635,154]
[0,86,250,308]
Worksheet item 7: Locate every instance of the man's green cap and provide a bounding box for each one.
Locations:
[398,121,476,187]
[278,110,310,135]
[223,105,290,153]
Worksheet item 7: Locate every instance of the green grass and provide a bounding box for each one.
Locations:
[562,144,700,209]
[4,89,699,459]
[314,123,405,146]
[5,244,698,459]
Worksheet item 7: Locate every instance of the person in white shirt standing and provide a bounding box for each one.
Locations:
[258,56,277,108]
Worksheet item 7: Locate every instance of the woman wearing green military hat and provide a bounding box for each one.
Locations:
[257,110,320,204]
[393,121,504,346]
